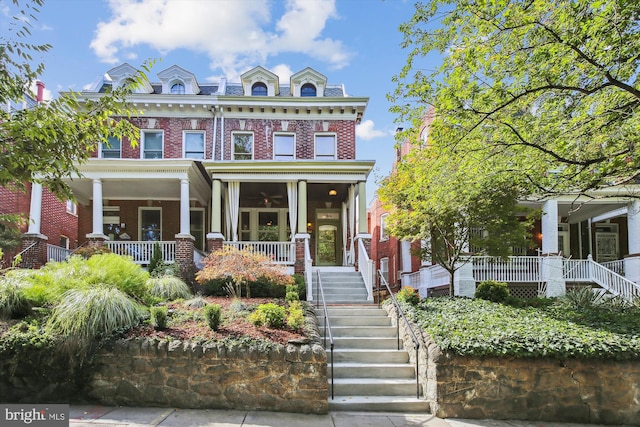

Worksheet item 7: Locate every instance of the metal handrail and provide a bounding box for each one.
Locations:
[316,270,335,400]
[377,270,421,399]
[14,241,38,268]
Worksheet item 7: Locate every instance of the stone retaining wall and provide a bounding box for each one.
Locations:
[0,307,328,414]
[384,303,640,425]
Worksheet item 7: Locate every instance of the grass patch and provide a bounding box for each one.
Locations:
[403,297,640,360]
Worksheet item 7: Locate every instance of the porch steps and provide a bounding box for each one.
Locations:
[316,305,428,412]
[312,270,369,304]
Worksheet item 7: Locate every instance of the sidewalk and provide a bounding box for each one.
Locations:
[69,405,628,427]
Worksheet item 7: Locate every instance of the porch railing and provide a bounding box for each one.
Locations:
[105,241,176,264]
[473,256,542,283]
[223,241,295,264]
[47,244,72,263]
[357,238,375,301]
[403,264,449,298]
[601,259,625,276]
[304,239,313,301]
[564,256,640,300]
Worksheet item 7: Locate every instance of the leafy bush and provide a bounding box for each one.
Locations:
[203,303,222,331]
[249,303,286,328]
[293,274,307,301]
[73,245,112,259]
[396,286,420,305]
[184,296,206,308]
[409,297,640,360]
[286,301,305,330]
[146,275,192,301]
[0,278,31,319]
[149,306,168,329]
[200,276,287,298]
[285,284,299,304]
[555,286,606,309]
[148,242,164,277]
[46,287,144,342]
[475,280,510,303]
[85,253,149,300]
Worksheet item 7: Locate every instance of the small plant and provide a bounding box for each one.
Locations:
[286,301,305,330]
[249,302,286,328]
[146,275,192,301]
[73,245,112,259]
[285,284,299,304]
[184,296,206,308]
[556,286,605,309]
[475,280,510,303]
[149,305,168,329]
[203,303,222,331]
[148,242,167,277]
[396,286,420,305]
[0,278,31,319]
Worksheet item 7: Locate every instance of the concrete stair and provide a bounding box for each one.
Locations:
[316,305,429,412]
[312,269,369,304]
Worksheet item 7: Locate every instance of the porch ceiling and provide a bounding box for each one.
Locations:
[520,197,634,224]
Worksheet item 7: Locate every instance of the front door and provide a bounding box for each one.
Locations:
[316,209,342,266]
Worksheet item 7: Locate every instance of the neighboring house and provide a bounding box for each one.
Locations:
[370,108,640,300]
[21,64,375,299]
[1,82,79,268]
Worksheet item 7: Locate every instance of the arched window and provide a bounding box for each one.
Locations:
[170,83,185,94]
[301,83,317,97]
[251,82,268,96]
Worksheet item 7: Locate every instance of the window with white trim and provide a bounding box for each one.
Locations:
[139,207,162,241]
[273,134,294,160]
[66,200,77,215]
[380,213,389,241]
[233,132,253,160]
[59,235,69,250]
[101,136,121,158]
[315,134,336,160]
[170,82,185,94]
[184,131,205,159]
[142,130,163,159]
[380,257,389,283]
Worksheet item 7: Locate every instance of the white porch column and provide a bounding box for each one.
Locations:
[87,179,107,238]
[626,200,640,284]
[541,200,559,254]
[178,178,191,236]
[454,257,476,298]
[540,200,565,296]
[297,180,307,234]
[357,181,368,235]
[27,183,43,235]
[401,240,412,273]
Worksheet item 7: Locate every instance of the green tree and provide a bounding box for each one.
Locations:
[378,141,534,296]
[392,0,640,199]
[1,0,150,200]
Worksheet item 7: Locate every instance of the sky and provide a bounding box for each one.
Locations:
[1,0,433,202]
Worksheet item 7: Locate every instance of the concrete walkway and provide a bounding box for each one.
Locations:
[69,405,629,427]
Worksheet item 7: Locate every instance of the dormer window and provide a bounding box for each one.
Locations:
[301,83,317,97]
[170,83,185,94]
[252,82,268,96]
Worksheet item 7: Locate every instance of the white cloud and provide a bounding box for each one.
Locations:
[90,0,350,77]
[356,120,389,141]
[271,64,294,82]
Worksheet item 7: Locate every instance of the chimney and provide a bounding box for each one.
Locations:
[36,81,45,103]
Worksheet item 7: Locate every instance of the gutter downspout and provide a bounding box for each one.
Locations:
[212,106,218,160]
[220,107,225,160]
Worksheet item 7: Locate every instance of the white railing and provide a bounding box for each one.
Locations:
[106,241,176,264]
[601,259,624,276]
[223,241,295,264]
[473,256,542,283]
[403,264,450,298]
[563,259,591,281]
[46,244,72,263]
[564,255,640,300]
[357,238,374,301]
[304,238,313,301]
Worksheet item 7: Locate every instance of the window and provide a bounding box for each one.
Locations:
[190,208,205,250]
[139,208,161,241]
[59,235,69,250]
[301,83,317,97]
[251,82,267,96]
[103,206,121,240]
[101,136,121,158]
[170,83,185,94]
[274,134,294,160]
[315,134,336,160]
[142,130,163,159]
[66,200,77,215]
[380,257,389,284]
[233,133,253,160]
[184,131,205,159]
[380,213,389,241]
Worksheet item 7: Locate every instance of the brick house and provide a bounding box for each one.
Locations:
[369,108,640,299]
[21,64,375,299]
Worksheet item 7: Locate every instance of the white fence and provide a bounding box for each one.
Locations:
[106,241,176,264]
[223,241,295,264]
[46,244,72,263]
[402,264,449,298]
[473,256,542,283]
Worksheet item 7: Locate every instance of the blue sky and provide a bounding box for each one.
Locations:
[1,0,431,201]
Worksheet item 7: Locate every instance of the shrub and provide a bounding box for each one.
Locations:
[85,253,149,301]
[293,274,307,301]
[47,287,144,342]
[285,284,299,304]
[146,275,192,301]
[475,280,510,303]
[149,306,168,329]
[148,242,164,277]
[556,286,605,309]
[397,286,420,305]
[203,303,222,331]
[286,301,305,330]
[200,276,287,298]
[0,278,31,319]
[249,303,286,328]
[184,296,206,308]
[73,245,112,259]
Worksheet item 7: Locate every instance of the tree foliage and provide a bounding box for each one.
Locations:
[392,0,640,198]
[0,0,151,201]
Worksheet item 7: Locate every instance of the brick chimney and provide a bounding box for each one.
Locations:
[36,81,45,103]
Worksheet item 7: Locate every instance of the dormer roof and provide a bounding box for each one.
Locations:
[157,65,201,95]
[106,63,154,94]
[240,66,280,96]
[290,67,327,97]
